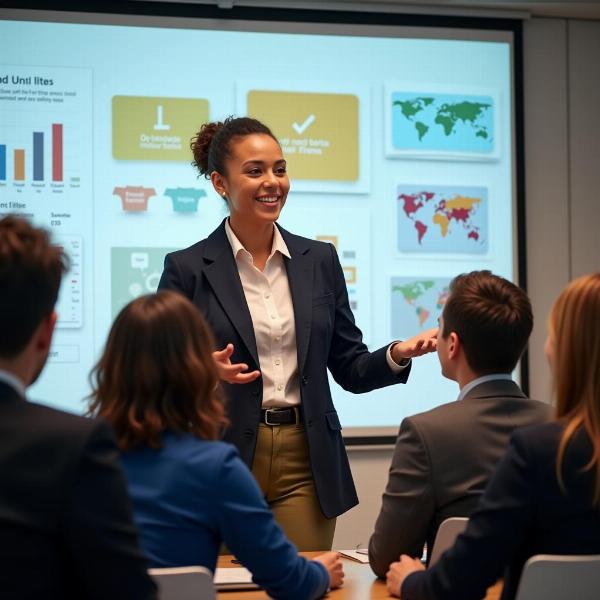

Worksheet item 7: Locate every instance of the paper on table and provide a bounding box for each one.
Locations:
[214,567,259,590]
[339,549,370,564]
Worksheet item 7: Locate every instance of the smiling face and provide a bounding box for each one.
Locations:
[211,133,289,229]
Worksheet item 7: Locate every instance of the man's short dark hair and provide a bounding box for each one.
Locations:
[442,270,533,374]
[0,216,68,358]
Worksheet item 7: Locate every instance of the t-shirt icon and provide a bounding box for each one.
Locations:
[113,186,157,212]
[164,188,207,213]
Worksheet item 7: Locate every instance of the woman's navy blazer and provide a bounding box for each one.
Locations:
[158,219,410,518]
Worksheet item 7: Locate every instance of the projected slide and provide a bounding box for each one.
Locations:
[0,17,516,432]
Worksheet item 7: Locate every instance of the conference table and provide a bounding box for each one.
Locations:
[217,552,503,599]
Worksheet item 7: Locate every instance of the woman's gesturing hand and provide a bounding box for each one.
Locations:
[212,344,261,384]
[391,328,438,364]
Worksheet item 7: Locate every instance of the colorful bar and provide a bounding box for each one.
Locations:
[14,149,25,181]
[52,123,63,182]
[33,132,44,181]
[0,145,6,181]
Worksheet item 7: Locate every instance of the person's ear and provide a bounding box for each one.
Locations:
[211,171,229,200]
[35,312,57,353]
[447,332,461,360]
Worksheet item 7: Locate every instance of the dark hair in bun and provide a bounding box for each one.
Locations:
[191,116,277,179]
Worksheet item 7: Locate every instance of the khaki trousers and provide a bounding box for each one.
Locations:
[251,421,336,551]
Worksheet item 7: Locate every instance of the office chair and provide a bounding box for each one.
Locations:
[148,565,216,600]
[428,516,469,566]
[514,554,600,600]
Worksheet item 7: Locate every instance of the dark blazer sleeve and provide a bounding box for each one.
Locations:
[326,243,410,393]
[369,417,434,577]
[401,431,534,600]
[61,421,157,600]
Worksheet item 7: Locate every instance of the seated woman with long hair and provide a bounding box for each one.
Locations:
[88,290,343,600]
[386,273,600,600]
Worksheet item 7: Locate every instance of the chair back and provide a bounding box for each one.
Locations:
[515,554,600,600]
[429,517,469,566]
[148,566,216,600]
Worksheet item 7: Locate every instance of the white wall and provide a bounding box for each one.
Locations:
[333,16,600,549]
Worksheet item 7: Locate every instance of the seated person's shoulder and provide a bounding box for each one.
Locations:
[7,402,115,481]
[21,400,108,444]
[510,420,564,457]
[402,400,471,438]
[160,434,243,477]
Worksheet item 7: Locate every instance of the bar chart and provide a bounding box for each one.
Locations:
[0,65,90,190]
[0,122,69,183]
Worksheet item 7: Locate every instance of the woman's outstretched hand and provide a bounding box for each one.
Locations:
[391,328,438,364]
[212,344,261,384]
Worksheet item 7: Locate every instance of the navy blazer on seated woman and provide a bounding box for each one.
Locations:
[401,422,600,600]
[120,432,328,600]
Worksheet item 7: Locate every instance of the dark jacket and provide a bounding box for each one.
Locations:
[0,381,156,600]
[369,379,550,576]
[401,421,600,600]
[158,219,409,518]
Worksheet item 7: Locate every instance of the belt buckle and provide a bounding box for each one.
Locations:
[264,409,280,426]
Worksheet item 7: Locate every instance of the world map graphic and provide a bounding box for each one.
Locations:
[391,92,495,154]
[391,277,452,335]
[397,185,488,254]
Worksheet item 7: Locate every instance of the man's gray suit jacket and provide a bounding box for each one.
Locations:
[368,379,550,577]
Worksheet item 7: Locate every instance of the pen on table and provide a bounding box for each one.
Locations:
[231,559,241,564]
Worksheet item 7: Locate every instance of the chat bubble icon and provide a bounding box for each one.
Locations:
[129,282,143,298]
[131,252,149,270]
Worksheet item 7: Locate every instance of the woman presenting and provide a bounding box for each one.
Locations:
[158,117,436,550]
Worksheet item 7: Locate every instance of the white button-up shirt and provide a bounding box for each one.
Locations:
[225,220,300,408]
[225,220,408,408]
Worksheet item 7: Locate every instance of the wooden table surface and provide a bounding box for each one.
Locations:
[216,553,503,599]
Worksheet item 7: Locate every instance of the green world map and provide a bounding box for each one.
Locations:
[393,97,491,142]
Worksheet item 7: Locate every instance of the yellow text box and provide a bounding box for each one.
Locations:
[112,96,209,161]
[247,90,359,181]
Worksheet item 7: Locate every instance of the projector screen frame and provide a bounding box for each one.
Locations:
[0,1,527,447]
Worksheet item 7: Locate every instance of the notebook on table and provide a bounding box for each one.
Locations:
[214,567,259,591]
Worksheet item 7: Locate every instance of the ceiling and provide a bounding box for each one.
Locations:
[351,0,600,19]
[145,0,600,19]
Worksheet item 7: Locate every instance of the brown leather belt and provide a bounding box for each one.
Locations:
[260,406,302,426]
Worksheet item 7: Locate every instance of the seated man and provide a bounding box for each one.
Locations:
[369,270,549,577]
[0,215,156,599]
